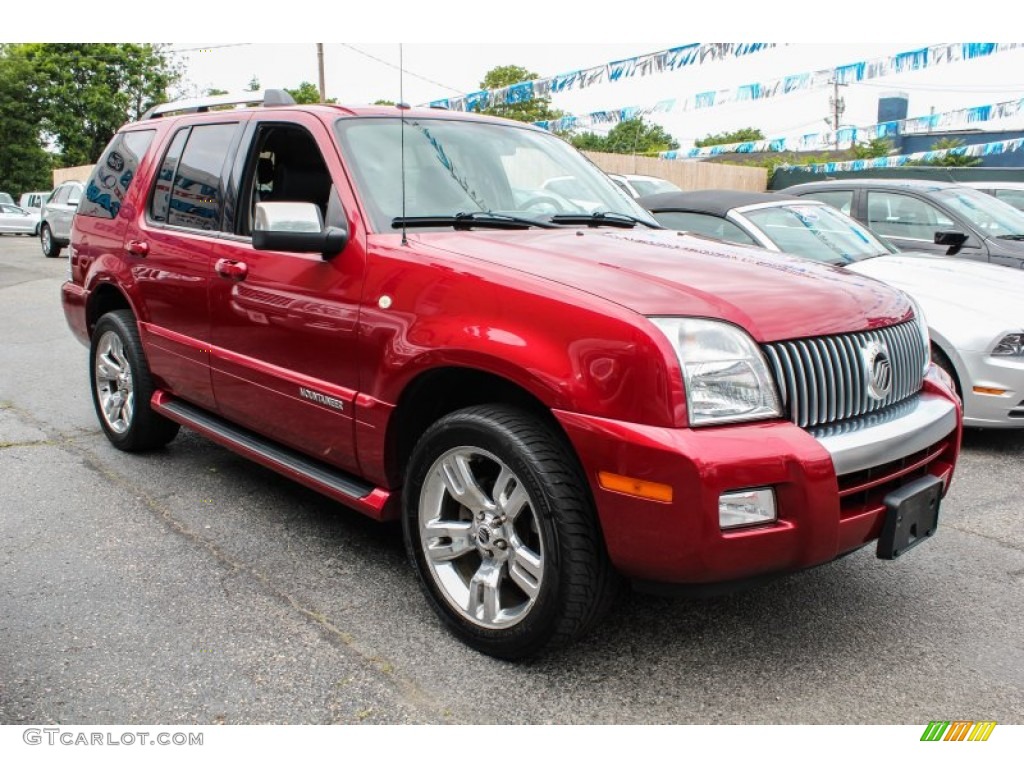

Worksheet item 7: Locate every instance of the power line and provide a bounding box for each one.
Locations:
[338,44,465,94]
[168,43,253,54]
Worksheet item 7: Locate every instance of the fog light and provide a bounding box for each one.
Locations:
[719,488,776,529]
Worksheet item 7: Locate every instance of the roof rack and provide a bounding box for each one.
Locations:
[141,88,297,120]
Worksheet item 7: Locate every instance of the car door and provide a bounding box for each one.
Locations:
[54,182,82,239]
[206,113,367,473]
[0,204,20,232]
[126,119,246,412]
[863,190,986,261]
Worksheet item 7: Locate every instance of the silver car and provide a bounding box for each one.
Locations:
[40,180,83,258]
[642,189,1024,428]
[0,203,40,235]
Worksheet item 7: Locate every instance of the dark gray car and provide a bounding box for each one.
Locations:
[39,180,83,258]
[783,178,1024,268]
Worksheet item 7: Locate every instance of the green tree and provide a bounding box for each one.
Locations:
[570,118,679,155]
[206,87,229,96]
[13,43,179,167]
[373,99,396,106]
[475,65,562,124]
[0,46,53,195]
[851,137,893,159]
[910,137,983,167]
[285,81,326,104]
[247,76,260,92]
[694,127,764,147]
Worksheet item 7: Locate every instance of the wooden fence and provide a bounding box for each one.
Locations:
[583,151,767,191]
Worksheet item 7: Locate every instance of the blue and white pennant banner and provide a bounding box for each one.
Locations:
[784,136,1024,174]
[535,43,1020,133]
[424,43,778,112]
[661,96,1024,159]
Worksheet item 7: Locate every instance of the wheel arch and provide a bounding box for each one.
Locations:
[383,365,580,492]
[86,282,136,338]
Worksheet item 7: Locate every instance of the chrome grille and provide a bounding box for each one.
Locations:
[763,320,927,429]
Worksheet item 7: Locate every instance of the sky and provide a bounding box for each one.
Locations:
[10,3,1024,149]
[170,42,1024,147]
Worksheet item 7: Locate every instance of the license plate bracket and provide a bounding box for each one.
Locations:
[877,475,943,560]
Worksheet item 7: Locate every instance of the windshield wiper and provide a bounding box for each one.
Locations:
[549,211,661,229]
[392,212,558,230]
[995,234,1024,241]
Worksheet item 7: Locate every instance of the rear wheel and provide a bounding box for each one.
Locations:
[90,310,180,451]
[403,405,618,659]
[40,224,61,258]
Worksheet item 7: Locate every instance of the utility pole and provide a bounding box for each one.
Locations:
[825,79,847,150]
[317,43,326,102]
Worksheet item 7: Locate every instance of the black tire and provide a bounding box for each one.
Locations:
[931,344,962,399]
[40,224,61,258]
[90,310,180,452]
[403,405,619,659]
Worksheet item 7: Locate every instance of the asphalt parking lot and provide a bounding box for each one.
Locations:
[1,234,1022,725]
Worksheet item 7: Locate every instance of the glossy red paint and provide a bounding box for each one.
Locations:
[62,103,962,590]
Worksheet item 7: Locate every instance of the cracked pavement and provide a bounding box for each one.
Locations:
[1,236,1022,724]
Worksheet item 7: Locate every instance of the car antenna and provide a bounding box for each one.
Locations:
[399,43,409,247]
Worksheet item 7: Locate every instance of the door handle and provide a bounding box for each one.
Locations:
[125,240,149,257]
[215,258,248,280]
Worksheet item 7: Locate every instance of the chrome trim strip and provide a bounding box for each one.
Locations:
[813,393,957,476]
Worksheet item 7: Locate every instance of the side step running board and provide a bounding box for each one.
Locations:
[152,391,393,521]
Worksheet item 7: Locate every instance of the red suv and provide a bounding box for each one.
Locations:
[62,91,962,658]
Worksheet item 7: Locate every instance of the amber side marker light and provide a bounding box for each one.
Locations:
[973,386,1008,396]
[597,472,673,503]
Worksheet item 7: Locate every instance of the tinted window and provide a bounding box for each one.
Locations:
[150,128,189,222]
[652,211,757,245]
[80,130,156,219]
[800,189,853,215]
[166,123,236,231]
[866,192,954,241]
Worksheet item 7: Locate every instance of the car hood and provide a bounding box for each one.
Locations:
[847,253,1024,318]
[415,229,910,342]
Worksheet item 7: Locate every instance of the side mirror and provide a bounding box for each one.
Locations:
[934,230,968,256]
[252,201,348,259]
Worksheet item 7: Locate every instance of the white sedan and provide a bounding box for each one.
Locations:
[642,189,1024,428]
[0,203,40,235]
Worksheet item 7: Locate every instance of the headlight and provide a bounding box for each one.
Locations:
[905,295,931,375]
[650,317,782,426]
[992,332,1024,356]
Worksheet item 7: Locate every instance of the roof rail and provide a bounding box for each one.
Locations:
[141,88,297,120]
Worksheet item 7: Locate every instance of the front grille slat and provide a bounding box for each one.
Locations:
[764,319,925,430]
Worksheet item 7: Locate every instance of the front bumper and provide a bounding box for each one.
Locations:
[555,370,960,585]
[957,348,1024,427]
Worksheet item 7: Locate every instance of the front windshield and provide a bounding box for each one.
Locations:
[744,204,894,264]
[628,178,680,197]
[334,117,657,231]
[934,187,1024,238]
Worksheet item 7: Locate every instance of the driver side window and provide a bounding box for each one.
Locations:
[237,123,337,237]
[866,192,953,241]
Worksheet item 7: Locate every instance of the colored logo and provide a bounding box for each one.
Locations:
[921,721,996,742]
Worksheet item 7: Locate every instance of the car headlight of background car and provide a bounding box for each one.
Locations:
[650,317,782,426]
[992,332,1024,357]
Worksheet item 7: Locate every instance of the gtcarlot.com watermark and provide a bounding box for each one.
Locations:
[23,728,203,747]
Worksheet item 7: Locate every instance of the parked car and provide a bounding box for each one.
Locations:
[19,190,51,223]
[960,181,1024,212]
[40,180,84,257]
[783,178,1024,268]
[61,91,960,658]
[608,173,682,199]
[0,203,41,235]
[641,189,1024,428]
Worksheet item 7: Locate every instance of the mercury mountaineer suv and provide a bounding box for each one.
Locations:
[62,90,962,659]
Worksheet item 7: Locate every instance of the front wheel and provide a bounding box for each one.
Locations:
[40,224,61,258]
[90,310,180,451]
[403,405,618,659]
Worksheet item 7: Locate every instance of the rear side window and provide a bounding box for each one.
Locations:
[800,189,854,215]
[80,131,156,219]
[150,123,236,231]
